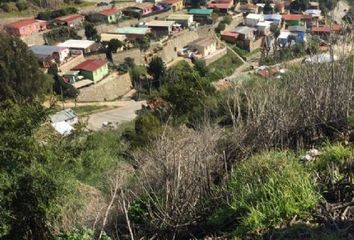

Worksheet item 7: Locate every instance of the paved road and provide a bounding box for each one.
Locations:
[87,100,146,130]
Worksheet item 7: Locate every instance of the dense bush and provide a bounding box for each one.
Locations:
[37,7,78,20]
[44,27,81,44]
[209,151,320,236]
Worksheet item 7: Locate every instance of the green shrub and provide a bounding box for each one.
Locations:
[16,0,28,11]
[1,2,18,12]
[210,151,320,235]
[314,144,352,171]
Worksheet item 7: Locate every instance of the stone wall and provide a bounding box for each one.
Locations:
[77,72,132,102]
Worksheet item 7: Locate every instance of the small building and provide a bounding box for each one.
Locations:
[256,21,271,35]
[288,25,306,42]
[234,26,256,41]
[208,0,233,13]
[277,31,291,47]
[135,2,155,16]
[188,8,213,23]
[57,39,97,54]
[97,8,122,23]
[263,14,282,27]
[144,20,175,36]
[304,9,321,18]
[5,18,47,37]
[221,31,239,43]
[112,27,151,40]
[30,45,70,67]
[71,59,109,82]
[309,1,320,9]
[188,37,217,57]
[50,108,78,125]
[239,3,258,14]
[56,14,84,28]
[282,14,304,27]
[63,70,81,84]
[100,33,127,42]
[167,14,193,27]
[312,24,342,39]
[50,108,78,136]
[162,0,184,11]
[245,13,264,27]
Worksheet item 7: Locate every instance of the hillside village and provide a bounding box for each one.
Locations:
[0,0,354,239]
[1,0,352,133]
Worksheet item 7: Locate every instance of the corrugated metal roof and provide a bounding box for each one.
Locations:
[57,39,95,49]
[98,8,121,16]
[188,8,213,15]
[30,45,68,56]
[56,14,83,22]
[146,20,175,27]
[6,18,38,29]
[167,14,192,20]
[113,27,150,35]
[50,109,77,123]
[72,59,108,72]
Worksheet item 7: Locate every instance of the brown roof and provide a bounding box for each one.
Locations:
[72,59,108,72]
[162,0,182,4]
[282,14,303,21]
[135,2,154,9]
[6,18,37,29]
[98,8,120,16]
[221,31,239,38]
[208,2,232,9]
[312,24,342,33]
[56,14,83,22]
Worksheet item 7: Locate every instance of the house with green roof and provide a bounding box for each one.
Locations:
[188,8,213,23]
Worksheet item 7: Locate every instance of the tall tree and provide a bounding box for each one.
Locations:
[0,33,53,101]
[84,23,100,42]
[147,56,166,87]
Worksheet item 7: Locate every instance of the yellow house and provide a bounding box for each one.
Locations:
[162,0,184,11]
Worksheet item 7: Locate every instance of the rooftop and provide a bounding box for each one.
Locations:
[282,14,303,21]
[50,108,77,123]
[167,14,192,20]
[30,45,68,56]
[246,13,264,20]
[235,26,256,34]
[257,21,272,27]
[312,24,342,33]
[134,2,154,9]
[113,27,151,35]
[188,8,213,15]
[101,33,127,42]
[221,31,239,38]
[263,14,282,21]
[6,18,37,29]
[72,59,108,72]
[146,20,175,27]
[56,14,83,22]
[288,25,306,32]
[162,0,182,4]
[57,39,95,49]
[98,8,121,16]
[189,37,216,47]
[208,2,232,9]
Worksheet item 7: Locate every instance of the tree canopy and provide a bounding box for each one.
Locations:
[0,33,53,101]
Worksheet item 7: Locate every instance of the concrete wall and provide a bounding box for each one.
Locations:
[204,47,227,65]
[58,54,86,74]
[77,73,132,102]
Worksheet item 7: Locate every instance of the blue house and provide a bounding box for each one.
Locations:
[263,14,282,27]
[288,25,306,43]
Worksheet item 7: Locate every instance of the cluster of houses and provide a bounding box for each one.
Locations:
[220,0,343,51]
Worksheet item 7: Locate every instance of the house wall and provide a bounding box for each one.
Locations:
[91,64,109,82]
[6,22,41,36]
[171,1,184,11]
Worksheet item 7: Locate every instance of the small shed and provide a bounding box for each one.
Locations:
[50,108,78,125]
[71,59,109,83]
[57,39,97,54]
[245,13,264,27]
[188,37,217,57]
[167,14,193,27]
[144,20,175,35]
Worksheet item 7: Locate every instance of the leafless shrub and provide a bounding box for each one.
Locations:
[222,51,354,162]
[128,125,225,238]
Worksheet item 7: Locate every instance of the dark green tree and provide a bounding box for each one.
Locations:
[0,33,53,101]
[147,56,166,86]
[193,59,209,77]
[107,39,123,53]
[134,36,150,52]
[84,23,100,42]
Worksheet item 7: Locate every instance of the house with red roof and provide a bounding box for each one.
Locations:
[71,59,109,82]
[97,8,122,23]
[56,14,84,28]
[312,24,343,39]
[5,18,47,37]
[161,0,184,11]
[282,14,305,28]
[208,0,233,13]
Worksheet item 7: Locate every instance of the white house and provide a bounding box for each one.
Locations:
[245,13,264,27]
[188,37,217,57]
[256,21,271,35]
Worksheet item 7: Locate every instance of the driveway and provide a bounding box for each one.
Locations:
[87,100,146,130]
